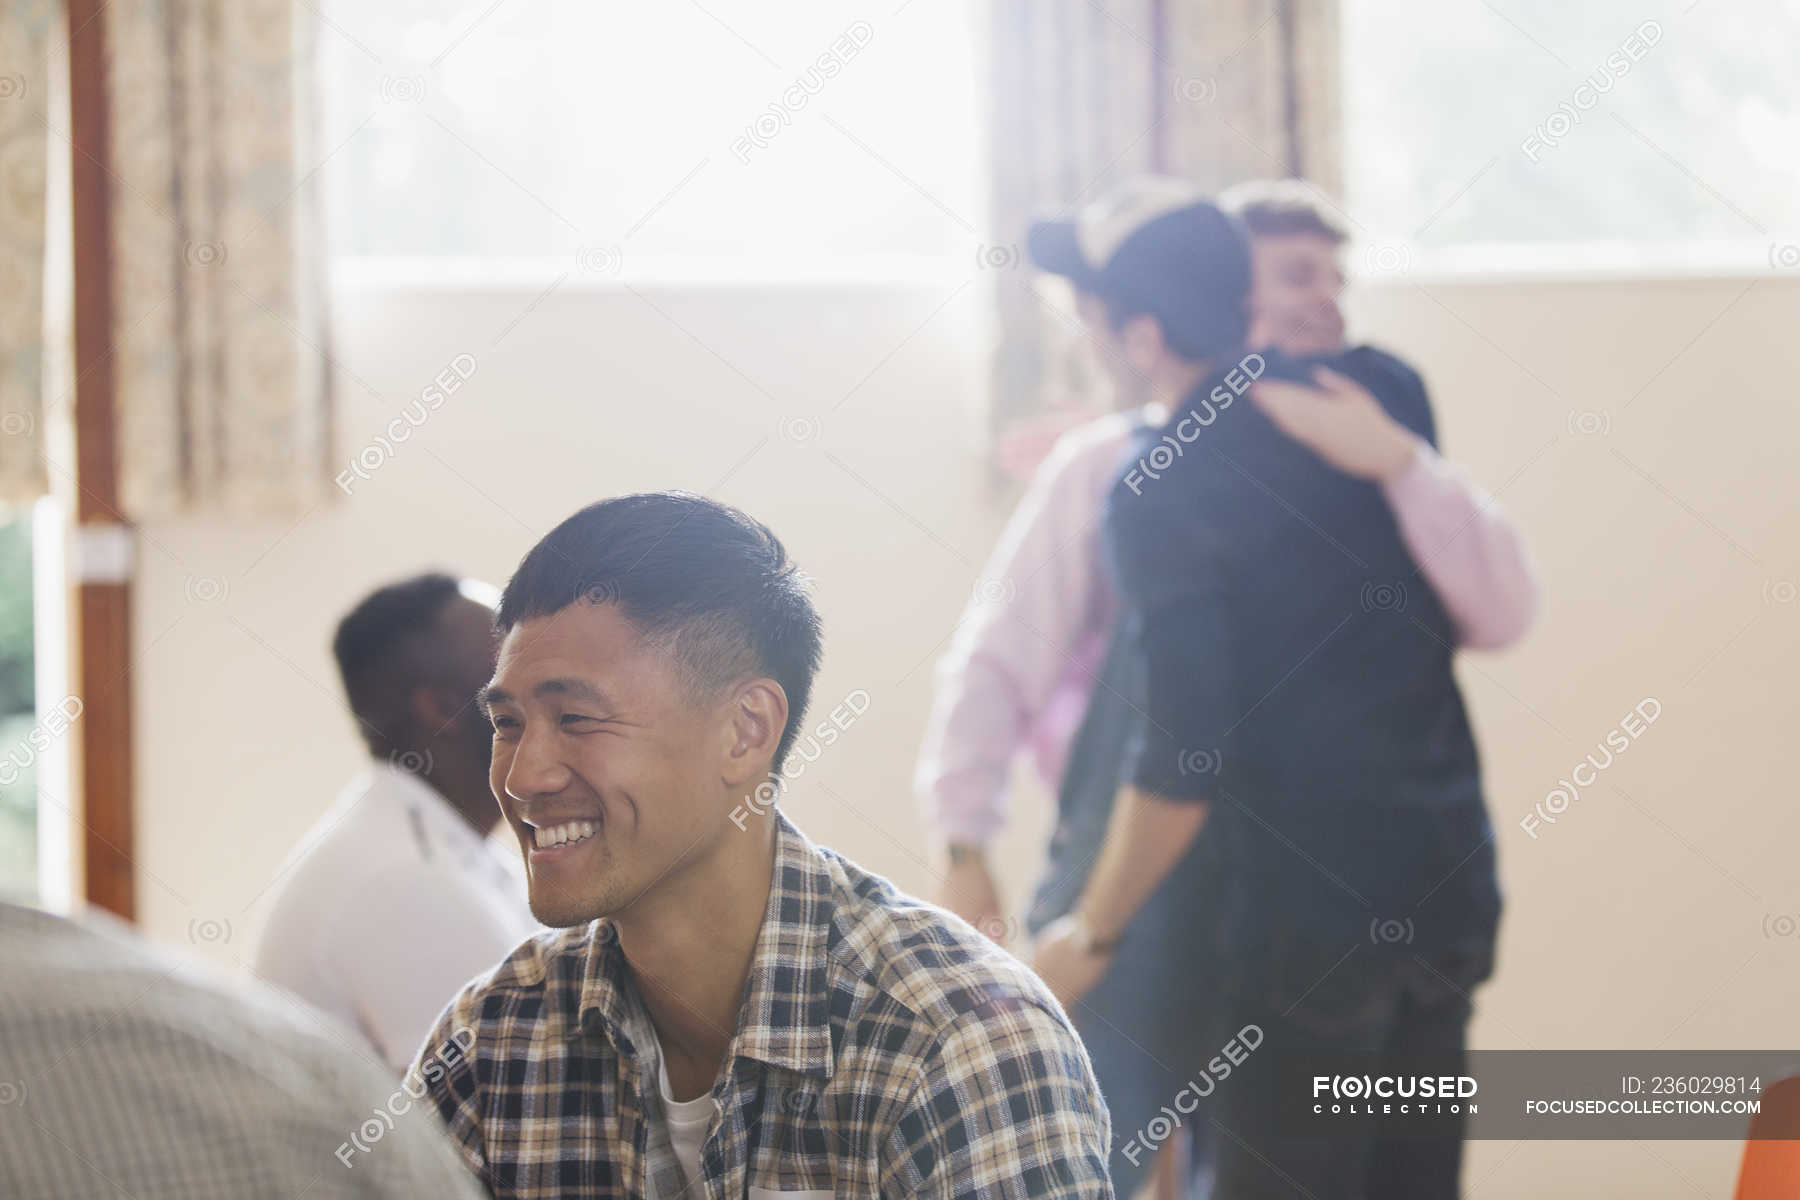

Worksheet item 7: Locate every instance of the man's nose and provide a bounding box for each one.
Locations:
[501,723,573,803]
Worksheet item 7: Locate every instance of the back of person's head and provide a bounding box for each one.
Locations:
[1219,178,1349,244]
[495,492,822,774]
[333,572,465,758]
[1027,175,1252,365]
[0,902,485,1199]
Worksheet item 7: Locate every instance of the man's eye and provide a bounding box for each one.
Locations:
[560,713,599,728]
[490,715,520,733]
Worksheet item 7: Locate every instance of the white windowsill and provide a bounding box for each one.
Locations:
[1346,240,1796,287]
[329,255,981,293]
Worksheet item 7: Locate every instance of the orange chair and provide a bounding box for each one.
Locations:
[1733,1074,1800,1199]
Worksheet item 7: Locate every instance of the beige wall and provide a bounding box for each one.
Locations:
[127,270,1799,1196]
[1347,273,1800,1194]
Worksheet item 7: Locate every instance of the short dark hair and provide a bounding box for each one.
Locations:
[495,493,823,774]
[333,572,463,757]
[1100,288,1248,363]
[1219,179,1349,244]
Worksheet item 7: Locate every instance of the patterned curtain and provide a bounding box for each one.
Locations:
[0,0,48,503]
[985,0,1339,470]
[105,0,332,518]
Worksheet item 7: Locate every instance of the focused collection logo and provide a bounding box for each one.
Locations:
[1311,1074,1479,1116]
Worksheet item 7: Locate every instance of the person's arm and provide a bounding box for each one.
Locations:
[1252,365,1539,650]
[1381,441,1539,650]
[1071,785,1209,946]
[879,996,1113,1197]
[1032,781,1212,1006]
[1031,477,1229,1007]
[915,421,1128,926]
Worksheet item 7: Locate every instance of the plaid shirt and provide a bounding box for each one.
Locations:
[412,813,1113,1198]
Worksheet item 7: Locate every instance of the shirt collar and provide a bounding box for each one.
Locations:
[359,761,476,847]
[573,811,835,1079]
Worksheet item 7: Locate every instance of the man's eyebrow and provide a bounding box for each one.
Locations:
[534,677,614,708]
[477,678,613,712]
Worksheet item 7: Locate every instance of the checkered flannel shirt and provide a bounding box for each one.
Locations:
[413,812,1114,1198]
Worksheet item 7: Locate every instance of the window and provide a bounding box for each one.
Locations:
[0,512,34,900]
[317,1,980,275]
[1342,0,1800,271]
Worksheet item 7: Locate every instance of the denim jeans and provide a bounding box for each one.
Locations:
[1029,811,1224,1199]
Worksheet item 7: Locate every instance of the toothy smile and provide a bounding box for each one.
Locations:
[531,820,598,849]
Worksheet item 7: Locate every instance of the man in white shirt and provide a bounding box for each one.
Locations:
[255,572,538,1073]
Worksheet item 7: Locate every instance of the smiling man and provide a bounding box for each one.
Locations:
[1221,178,1349,356]
[412,492,1113,1199]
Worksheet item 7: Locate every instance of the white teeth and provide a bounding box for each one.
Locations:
[533,820,598,849]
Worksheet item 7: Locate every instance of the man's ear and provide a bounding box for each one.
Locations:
[721,679,789,788]
[415,681,485,736]
[410,685,457,743]
[1120,313,1166,374]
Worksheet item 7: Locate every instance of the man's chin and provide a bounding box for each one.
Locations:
[527,884,618,929]
[531,906,590,929]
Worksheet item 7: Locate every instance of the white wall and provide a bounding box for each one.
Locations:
[128,269,1800,1197]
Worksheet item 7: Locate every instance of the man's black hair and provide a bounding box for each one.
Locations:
[1097,208,1252,362]
[1100,291,1248,362]
[495,492,823,775]
[333,572,464,758]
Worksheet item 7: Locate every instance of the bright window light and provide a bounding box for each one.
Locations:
[317,1,981,277]
[1342,0,1800,273]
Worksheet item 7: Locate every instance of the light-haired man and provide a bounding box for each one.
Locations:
[916,177,1536,1196]
[1022,182,1529,1198]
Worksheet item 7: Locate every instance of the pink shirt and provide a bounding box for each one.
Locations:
[915,411,1540,846]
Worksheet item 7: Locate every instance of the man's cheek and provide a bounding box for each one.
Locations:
[489,747,514,807]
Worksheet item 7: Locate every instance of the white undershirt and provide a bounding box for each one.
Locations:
[653,1031,718,1195]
